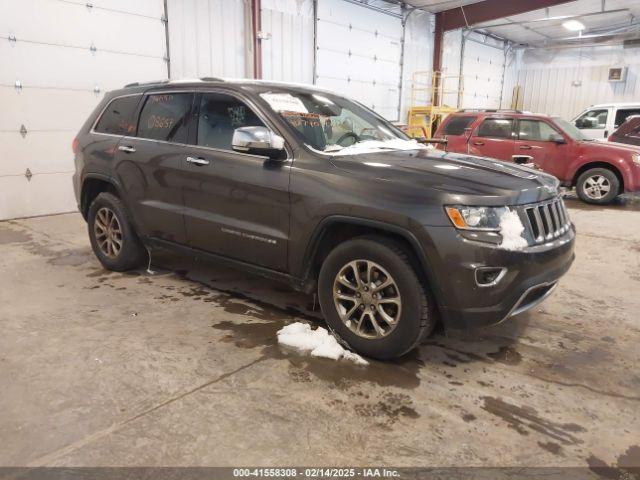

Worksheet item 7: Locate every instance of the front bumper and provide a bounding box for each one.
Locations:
[417,224,575,329]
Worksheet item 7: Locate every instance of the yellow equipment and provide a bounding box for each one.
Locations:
[406,71,463,139]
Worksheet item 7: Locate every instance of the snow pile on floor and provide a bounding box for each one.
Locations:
[277,322,369,365]
[499,209,528,250]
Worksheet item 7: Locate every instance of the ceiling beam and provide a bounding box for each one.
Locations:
[437,0,575,31]
[476,8,630,29]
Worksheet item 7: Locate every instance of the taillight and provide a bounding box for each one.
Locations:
[72,137,79,154]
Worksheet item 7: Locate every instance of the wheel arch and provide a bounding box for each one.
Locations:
[80,174,125,220]
[571,161,624,193]
[301,216,444,310]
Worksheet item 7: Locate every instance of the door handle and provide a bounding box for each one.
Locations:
[186,156,210,166]
[118,145,136,153]
[472,141,484,146]
[519,145,532,150]
[512,155,534,164]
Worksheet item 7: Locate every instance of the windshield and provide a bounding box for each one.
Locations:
[258,90,420,154]
[553,117,590,141]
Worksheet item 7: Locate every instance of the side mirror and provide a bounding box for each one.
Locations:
[549,133,566,144]
[232,126,285,159]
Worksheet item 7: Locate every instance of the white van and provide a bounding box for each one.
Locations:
[572,103,640,140]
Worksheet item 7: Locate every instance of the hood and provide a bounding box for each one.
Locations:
[585,140,640,155]
[329,148,560,205]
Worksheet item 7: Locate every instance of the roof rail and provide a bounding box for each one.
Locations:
[200,76,225,82]
[456,108,525,114]
[124,79,169,88]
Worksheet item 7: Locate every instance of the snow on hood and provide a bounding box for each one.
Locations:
[324,138,430,156]
[499,210,528,251]
[277,322,368,365]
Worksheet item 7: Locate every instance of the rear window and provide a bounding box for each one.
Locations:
[137,93,193,143]
[477,118,514,139]
[94,95,141,136]
[442,116,476,135]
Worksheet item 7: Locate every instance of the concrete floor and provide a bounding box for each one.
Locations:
[0,196,639,470]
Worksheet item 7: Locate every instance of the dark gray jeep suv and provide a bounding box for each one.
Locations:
[73,78,575,360]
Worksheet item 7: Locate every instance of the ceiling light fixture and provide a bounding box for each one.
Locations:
[562,19,585,31]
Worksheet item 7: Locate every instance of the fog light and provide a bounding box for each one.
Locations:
[475,267,507,287]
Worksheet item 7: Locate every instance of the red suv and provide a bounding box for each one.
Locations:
[434,110,640,204]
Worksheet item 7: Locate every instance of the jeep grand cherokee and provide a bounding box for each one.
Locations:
[73,78,575,360]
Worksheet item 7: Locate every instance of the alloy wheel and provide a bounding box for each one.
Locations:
[583,175,611,200]
[332,259,402,339]
[94,207,123,258]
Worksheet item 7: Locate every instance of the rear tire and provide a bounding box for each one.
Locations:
[88,192,146,271]
[318,236,436,360]
[576,168,619,204]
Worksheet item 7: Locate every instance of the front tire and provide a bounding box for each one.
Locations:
[88,192,146,271]
[318,236,436,360]
[576,168,619,204]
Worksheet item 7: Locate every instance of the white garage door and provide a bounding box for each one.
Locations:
[0,0,167,220]
[461,39,505,109]
[315,0,403,121]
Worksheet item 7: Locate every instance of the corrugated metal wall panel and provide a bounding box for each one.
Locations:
[508,46,640,119]
[0,0,166,220]
[167,0,246,79]
[261,0,314,84]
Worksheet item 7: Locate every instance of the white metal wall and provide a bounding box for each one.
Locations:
[261,0,314,84]
[166,0,247,79]
[440,29,462,108]
[315,0,403,120]
[507,46,640,119]
[400,8,433,122]
[0,0,167,220]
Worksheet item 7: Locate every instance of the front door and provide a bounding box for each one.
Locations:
[574,107,610,140]
[114,92,194,244]
[513,118,571,180]
[181,91,291,272]
[468,117,515,161]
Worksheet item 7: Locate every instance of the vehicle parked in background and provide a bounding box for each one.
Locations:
[434,109,640,204]
[608,115,640,146]
[572,103,640,141]
[73,79,575,360]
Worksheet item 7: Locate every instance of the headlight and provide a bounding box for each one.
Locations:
[445,206,509,231]
[632,153,640,166]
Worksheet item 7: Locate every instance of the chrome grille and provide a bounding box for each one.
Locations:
[522,198,570,244]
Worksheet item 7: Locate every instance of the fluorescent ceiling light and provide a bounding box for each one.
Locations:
[562,19,585,31]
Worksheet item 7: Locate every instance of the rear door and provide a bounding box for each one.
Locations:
[468,117,515,161]
[181,90,291,272]
[113,91,194,244]
[574,107,611,140]
[513,118,571,180]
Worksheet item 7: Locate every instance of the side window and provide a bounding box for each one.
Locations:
[476,118,514,139]
[518,120,559,141]
[137,93,192,143]
[575,109,608,129]
[442,116,476,135]
[94,95,140,135]
[197,93,266,150]
[614,109,640,128]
